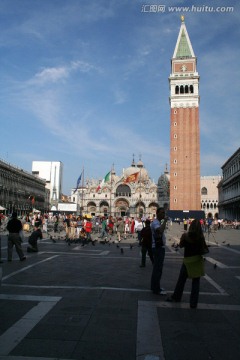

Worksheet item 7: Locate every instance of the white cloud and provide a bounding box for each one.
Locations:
[30,60,101,86]
[33,67,69,84]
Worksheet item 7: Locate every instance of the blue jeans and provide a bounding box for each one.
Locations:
[100,228,108,238]
[172,263,200,306]
[151,246,165,293]
[137,231,142,245]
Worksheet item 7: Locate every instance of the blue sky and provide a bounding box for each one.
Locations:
[0,0,239,194]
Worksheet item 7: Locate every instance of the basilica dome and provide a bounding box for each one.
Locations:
[123,158,149,183]
[158,172,170,186]
[158,168,170,196]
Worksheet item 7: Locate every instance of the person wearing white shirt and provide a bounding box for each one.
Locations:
[150,208,168,295]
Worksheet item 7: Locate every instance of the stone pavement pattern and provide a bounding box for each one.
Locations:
[0,224,240,360]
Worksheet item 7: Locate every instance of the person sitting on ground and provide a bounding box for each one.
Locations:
[27,224,43,252]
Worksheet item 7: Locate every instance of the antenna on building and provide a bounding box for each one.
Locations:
[165,163,169,174]
[52,166,57,201]
[132,154,135,167]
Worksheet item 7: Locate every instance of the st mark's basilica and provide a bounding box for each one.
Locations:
[71,157,170,219]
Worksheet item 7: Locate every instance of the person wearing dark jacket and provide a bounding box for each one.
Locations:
[139,219,154,267]
[7,212,26,261]
[27,225,43,252]
[166,219,207,308]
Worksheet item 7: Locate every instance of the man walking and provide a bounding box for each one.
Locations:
[7,212,26,261]
[99,217,108,241]
[150,208,168,295]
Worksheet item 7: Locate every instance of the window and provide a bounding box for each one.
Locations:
[201,187,207,195]
[174,147,177,151]
[174,134,177,139]
[116,184,131,197]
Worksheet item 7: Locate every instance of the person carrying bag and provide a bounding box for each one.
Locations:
[166,219,209,308]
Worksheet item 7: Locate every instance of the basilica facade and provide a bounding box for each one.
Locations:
[71,158,170,219]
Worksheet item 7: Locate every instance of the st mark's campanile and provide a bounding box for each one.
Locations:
[169,17,201,211]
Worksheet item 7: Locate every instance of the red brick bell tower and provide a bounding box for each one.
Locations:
[169,16,201,211]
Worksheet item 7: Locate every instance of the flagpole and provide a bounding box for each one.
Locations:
[109,164,113,217]
[139,167,142,218]
[81,166,84,216]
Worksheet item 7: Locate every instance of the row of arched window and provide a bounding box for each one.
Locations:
[175,85,194,94]
[223,159,240,180]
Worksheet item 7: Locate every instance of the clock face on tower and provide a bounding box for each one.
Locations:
[181,64,187,72]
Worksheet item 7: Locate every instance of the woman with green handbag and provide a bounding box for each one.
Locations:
[166,219,208,308]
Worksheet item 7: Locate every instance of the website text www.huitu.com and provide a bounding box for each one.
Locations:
[141,4,234,13]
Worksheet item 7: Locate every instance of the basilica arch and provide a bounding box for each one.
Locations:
[135,201,146,218]
[148,202,159,218]
[115,184,131,197]
[87,201,97,215]
[114,198,130,217]
[99,201,110,216]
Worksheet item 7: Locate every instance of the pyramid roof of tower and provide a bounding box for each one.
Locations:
[173,20,195,59]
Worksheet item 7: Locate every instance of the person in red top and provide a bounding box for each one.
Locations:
[108,216,114,235]
[130,217,135,237]
[84,218,94,245]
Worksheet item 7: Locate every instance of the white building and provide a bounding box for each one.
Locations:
[32,161,63,209]
[200,176,222,218]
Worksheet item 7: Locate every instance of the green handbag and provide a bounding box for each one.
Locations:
[183,255,205,278]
